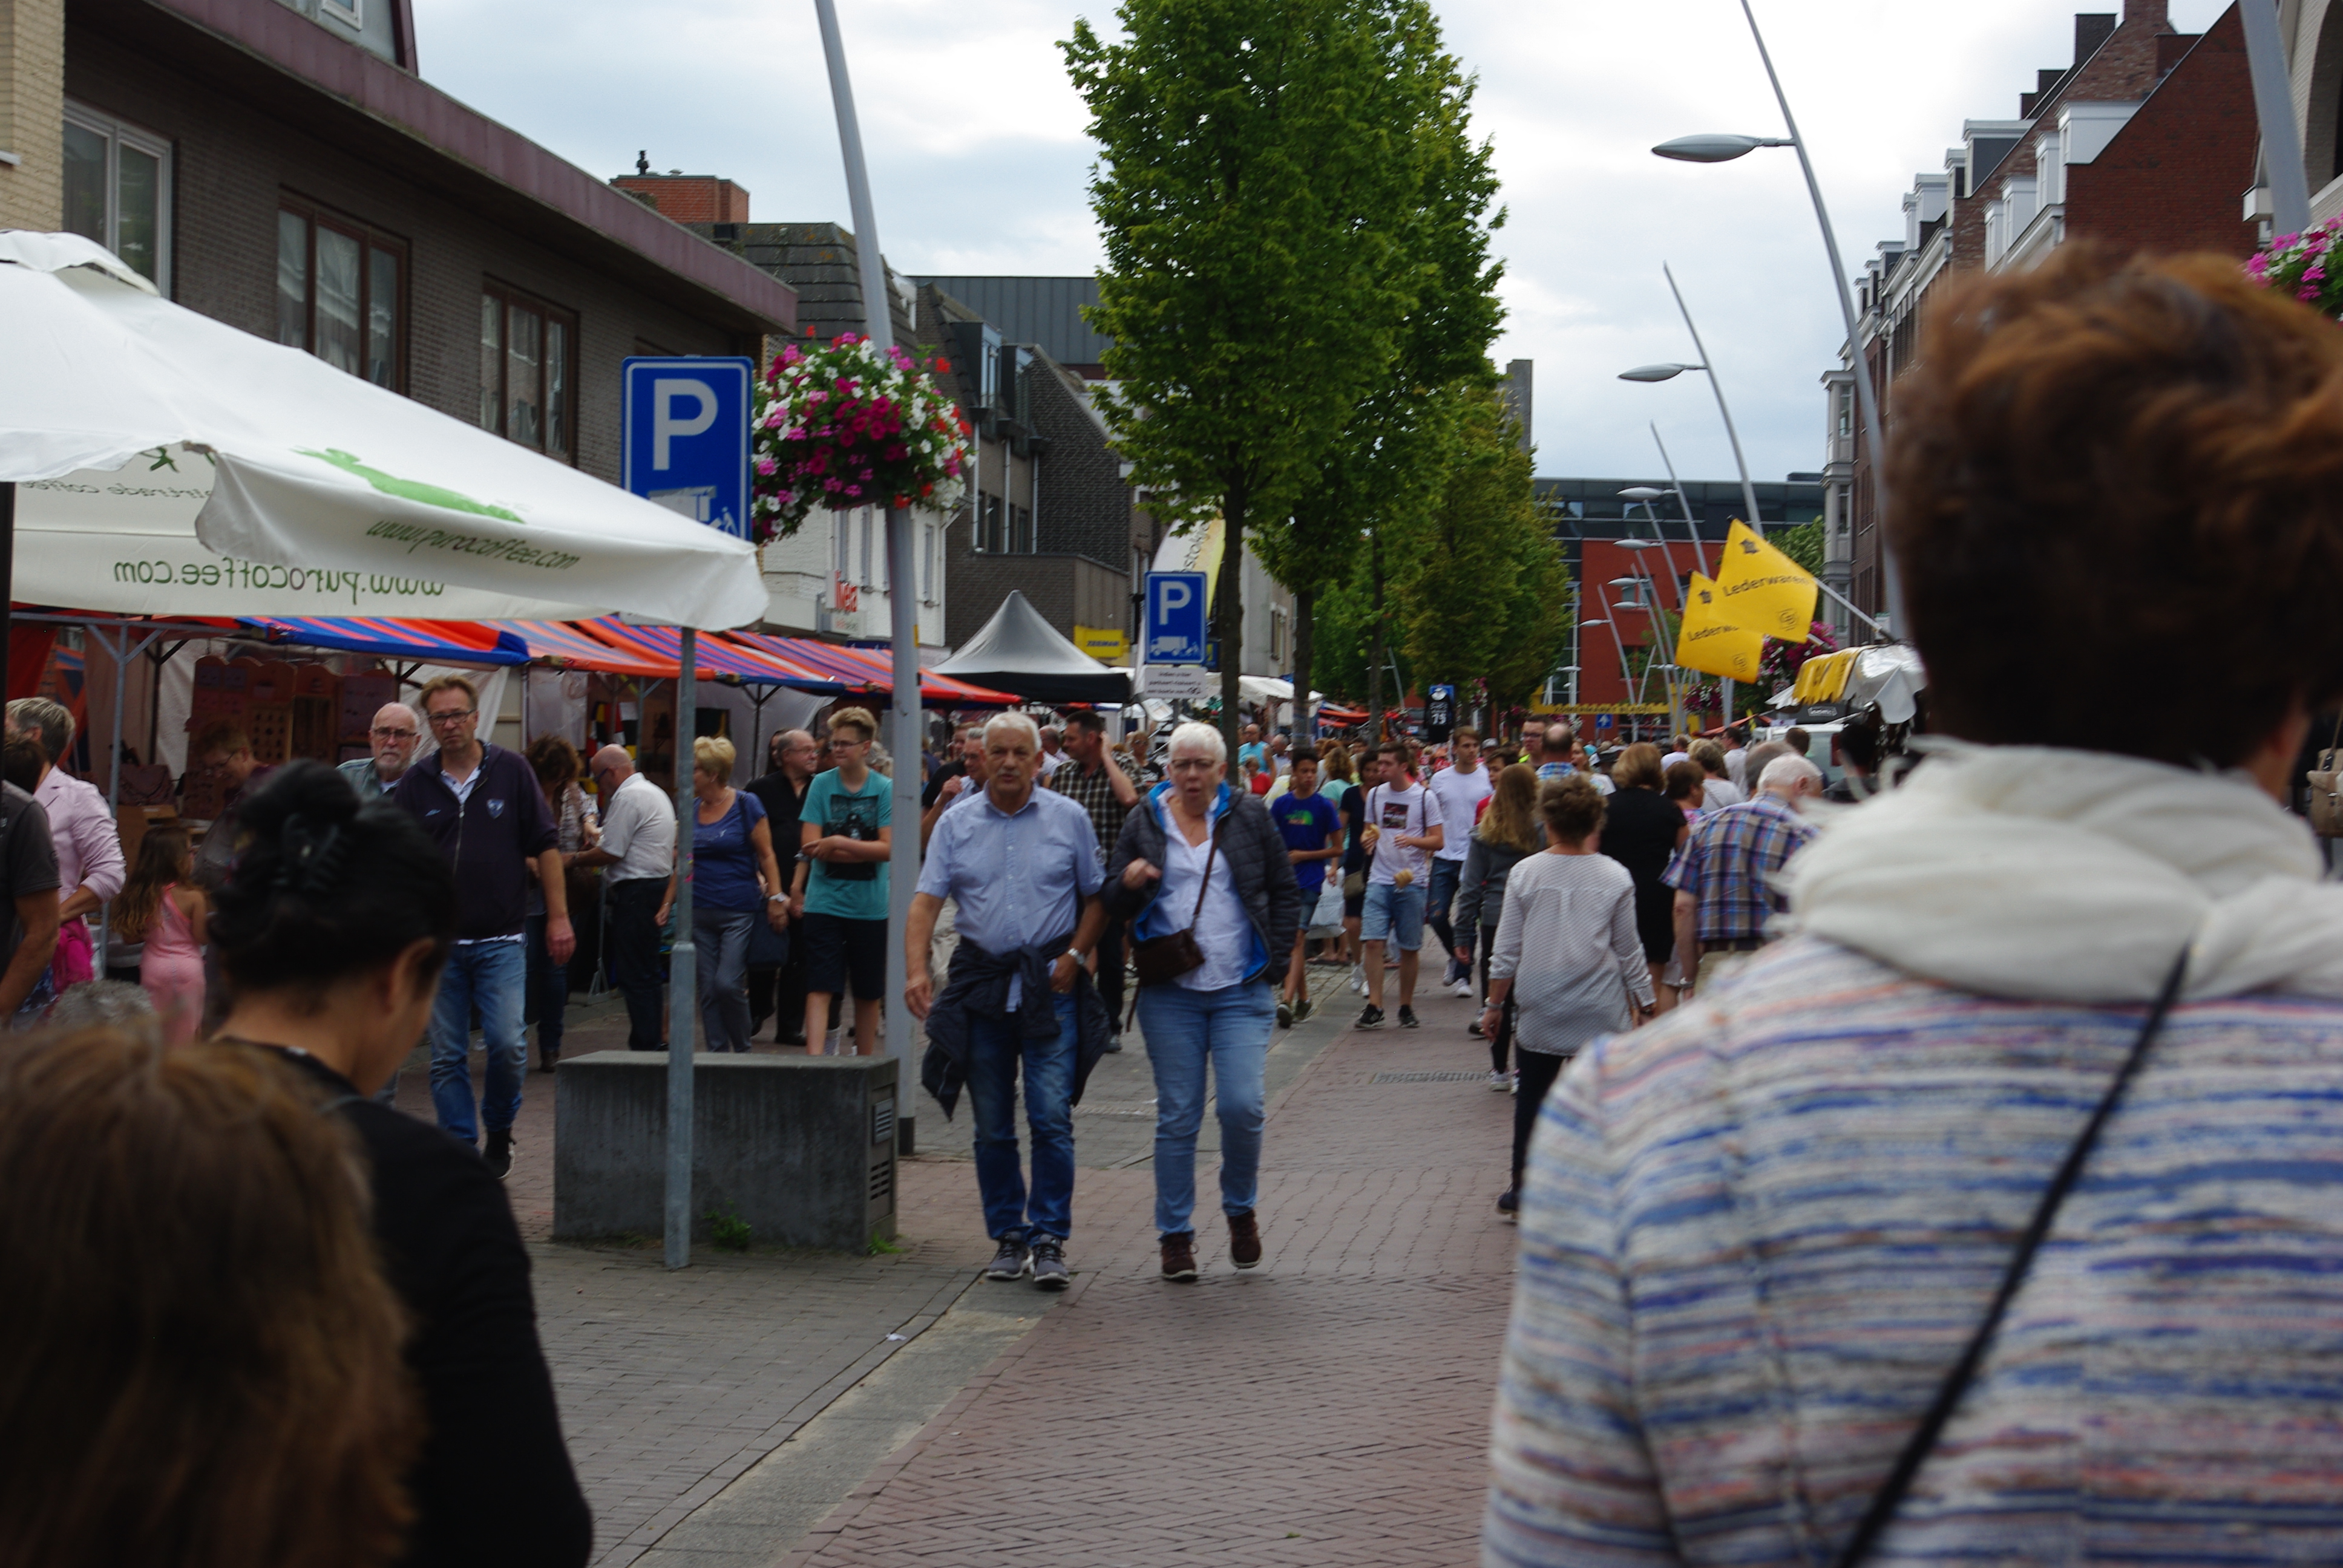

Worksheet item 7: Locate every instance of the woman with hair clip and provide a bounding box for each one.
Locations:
[208,760,592,1568]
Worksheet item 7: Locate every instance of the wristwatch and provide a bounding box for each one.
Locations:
[1063,949,1084,965]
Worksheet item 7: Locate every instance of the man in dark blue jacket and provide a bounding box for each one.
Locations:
[392,675,569,1178]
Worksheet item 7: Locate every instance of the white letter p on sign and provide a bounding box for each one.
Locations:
[1159,580,1191,619]
[653,379,718,469]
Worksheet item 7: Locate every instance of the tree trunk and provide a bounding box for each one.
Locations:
[1293,583,1316,751]
[1217,477,1248,758]
[1365,534,1386,744]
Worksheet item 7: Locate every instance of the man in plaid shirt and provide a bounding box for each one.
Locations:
[1664,752,1823,994]
[1049,710,1140,1031]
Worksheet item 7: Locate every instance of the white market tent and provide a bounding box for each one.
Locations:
[0,231,767,629]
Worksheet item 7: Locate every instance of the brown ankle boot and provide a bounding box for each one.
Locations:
[1228,1210,1263,1270]
[1159,1233,1198,1281]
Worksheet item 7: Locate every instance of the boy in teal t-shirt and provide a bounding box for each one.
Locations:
[792,708,894,1053]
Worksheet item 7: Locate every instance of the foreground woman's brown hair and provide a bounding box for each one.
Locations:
[1889,244,2343,765]
[0,1030,421,1568]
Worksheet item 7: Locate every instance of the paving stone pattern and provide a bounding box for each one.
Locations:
[781,990,1520,1568]
[410,974,1515,1566]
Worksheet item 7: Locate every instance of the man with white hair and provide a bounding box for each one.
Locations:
[337,701,422,800]
[1037,722,1067,779]
[908,710,1112,1293]
[1664,751,1821,995]
[568,744,677,1053]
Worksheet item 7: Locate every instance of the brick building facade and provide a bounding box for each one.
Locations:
[0,0,67,232]
[52,0,793,491]
[1832,0,2255,623]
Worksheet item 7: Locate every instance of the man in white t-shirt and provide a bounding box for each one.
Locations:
[1357,740,1443,1030]
[1423,726,1492,996]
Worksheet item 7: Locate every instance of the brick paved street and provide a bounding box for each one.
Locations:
[779,979,1518,1568]
[408,971,1515,1566]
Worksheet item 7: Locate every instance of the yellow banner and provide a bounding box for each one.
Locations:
[1073,624,1129,665]
[1674,573,1766,682]
[1713,520,1818,641]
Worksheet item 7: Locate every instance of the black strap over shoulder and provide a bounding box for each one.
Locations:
[1832,949,2191,1568]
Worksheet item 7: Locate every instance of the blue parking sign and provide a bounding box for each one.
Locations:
[622,357,755,539]
[1145,572,1208,664]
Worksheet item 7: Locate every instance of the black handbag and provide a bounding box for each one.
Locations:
[1832,950,2190,1567]
[1130,817,1221,988]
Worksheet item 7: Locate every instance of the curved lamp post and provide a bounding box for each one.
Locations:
[1652,0,1901,634]
[1617,263,1763,532]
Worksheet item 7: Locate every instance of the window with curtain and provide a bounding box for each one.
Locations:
[275,198,405,391]
[477,283,576,462]
[62,103,171,291]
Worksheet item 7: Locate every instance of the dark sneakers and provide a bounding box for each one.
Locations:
[1228,1211,1263,1270]
[984,1236,1031,1281]
[1276,998,1294,1029]
[1293,996,1313,1024]
[1160,1233,1199,1281]
[1356,1004,1386,1030]
[1031,1237,1071,1290]
[1397,1005,1420,1030]
[483,1127,514,1180]
[1496,1189,1519,1223]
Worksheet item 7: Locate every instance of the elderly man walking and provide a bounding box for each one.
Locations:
[390,676,569,1176]
[747,728,819,1044]
[1048,709,1139,1034]
[569,745,676,1053]
[1665,752,1821,995]
[337,702,421,800]
[908,712,1111,1292]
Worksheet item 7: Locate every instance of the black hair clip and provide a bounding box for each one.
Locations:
[275,813,350,895]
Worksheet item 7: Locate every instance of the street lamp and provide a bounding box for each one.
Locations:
[1617,263,1762,531]
[1650,0,1901,633]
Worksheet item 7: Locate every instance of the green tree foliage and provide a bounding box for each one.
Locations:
[1067,0,1492,747]
[1772,517,1824,575]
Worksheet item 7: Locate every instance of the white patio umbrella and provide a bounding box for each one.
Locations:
[0,232,767,629]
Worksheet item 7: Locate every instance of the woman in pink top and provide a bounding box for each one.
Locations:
[112,826,206,1044]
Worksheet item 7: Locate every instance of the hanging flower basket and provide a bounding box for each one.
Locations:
[750,335,971,543]
[1758,620,1837,689]
[2248,220,2343,318]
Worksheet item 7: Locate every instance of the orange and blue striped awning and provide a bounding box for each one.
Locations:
[237,616,532,665]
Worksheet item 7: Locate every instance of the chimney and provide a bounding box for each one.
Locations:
[2122,0,2169,28]
[2074,12,2115,62]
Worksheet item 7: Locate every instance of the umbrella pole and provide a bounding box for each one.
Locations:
[666,631,697,1270]
[1,482,13,711]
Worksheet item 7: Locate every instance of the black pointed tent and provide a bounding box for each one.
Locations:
[933,590,1132,705]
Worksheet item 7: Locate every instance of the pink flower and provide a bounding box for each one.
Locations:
[2301,284,2322,302]
[756,457,778,476]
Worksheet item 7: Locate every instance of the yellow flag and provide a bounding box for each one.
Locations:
[1674,573,1766,682]
[1714,520,1819,642]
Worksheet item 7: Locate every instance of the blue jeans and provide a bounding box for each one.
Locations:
[693,907,756,1052]
[965,992,1079,1243]
[429,938,528,1144]
[1136,979,1274,1238]
[1427,858,1463,978]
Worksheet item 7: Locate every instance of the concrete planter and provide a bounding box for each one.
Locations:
[553,1052,899,1251]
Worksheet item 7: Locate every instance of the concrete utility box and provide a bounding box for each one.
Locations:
[552,1052,898,1251]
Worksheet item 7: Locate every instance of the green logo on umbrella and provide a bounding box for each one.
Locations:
[298,448,524,523]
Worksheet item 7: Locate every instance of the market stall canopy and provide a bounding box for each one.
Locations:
[503,620,675,679]
[578,619,850,693]
[1236,675,1322,705]
[931,590,1132,705]
[237,616,532,666]
[732,631,1019,707]
[0,233,767,629]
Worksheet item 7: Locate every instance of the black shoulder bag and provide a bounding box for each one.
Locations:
[1832,950,2190,1568]
[1130,816,1222,988]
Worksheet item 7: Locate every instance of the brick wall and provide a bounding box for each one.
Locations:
[611,174,749,224]
[1027,354,1132,574]
[68,27,755,483]
[701,221,914,355]
[943,524,1128,648]
[0,0,65,230]
[2066,7,2257,258]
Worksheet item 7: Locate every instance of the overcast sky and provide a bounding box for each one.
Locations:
[411,0,2233,489]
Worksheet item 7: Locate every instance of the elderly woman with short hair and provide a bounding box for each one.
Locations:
[1489,248,2343,1562]
[659,736,785,1054]
[1109,721,1301,1282]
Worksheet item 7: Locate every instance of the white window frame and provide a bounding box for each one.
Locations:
[319,0,364,25]
[63,101,172,293]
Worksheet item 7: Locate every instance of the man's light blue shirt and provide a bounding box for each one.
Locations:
[919,782,1104,1006]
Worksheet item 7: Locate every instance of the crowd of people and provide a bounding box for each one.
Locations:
[28,244,2343,1567]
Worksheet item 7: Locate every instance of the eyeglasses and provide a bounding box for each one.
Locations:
[426,709,476,727]
[372,726,418,739]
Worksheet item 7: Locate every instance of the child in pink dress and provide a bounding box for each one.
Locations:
[113,826,206,1045]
